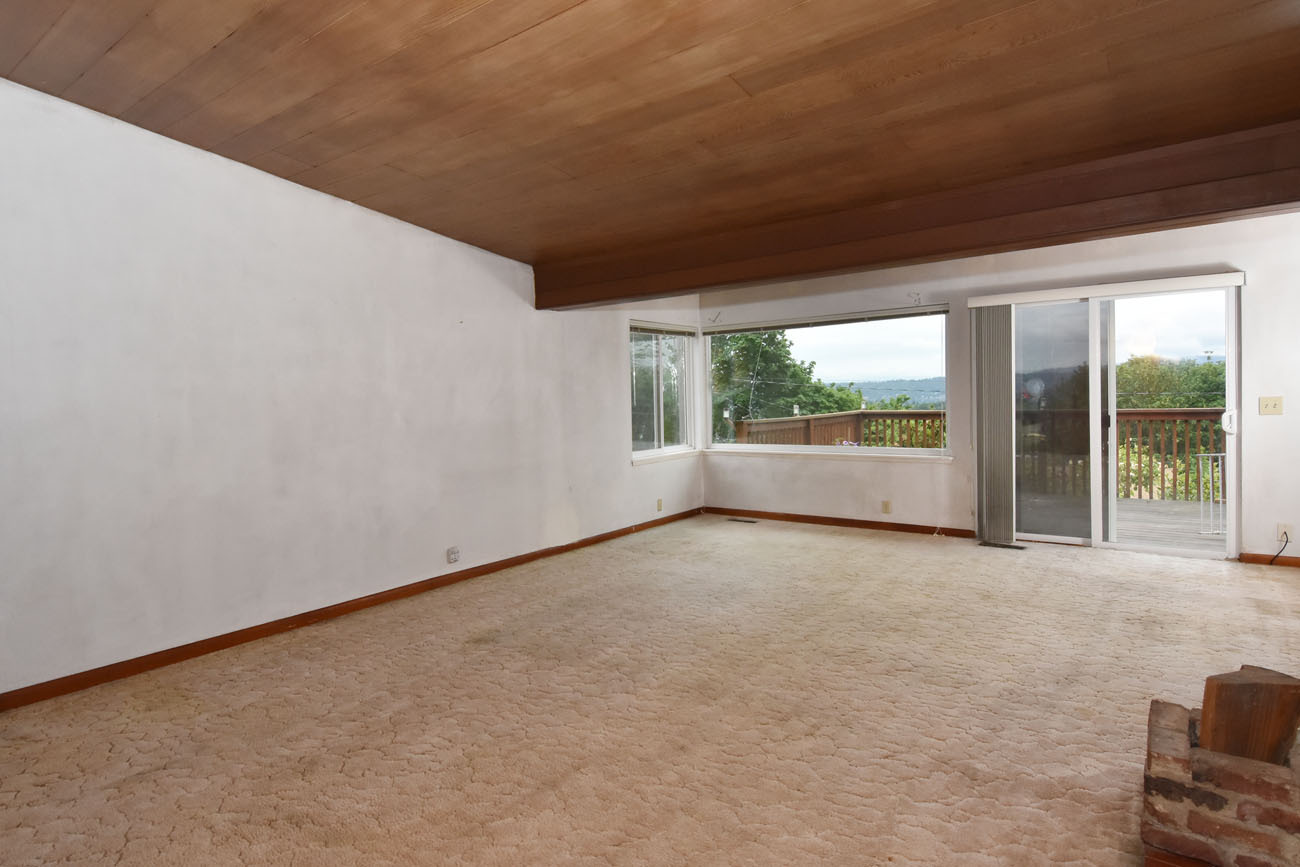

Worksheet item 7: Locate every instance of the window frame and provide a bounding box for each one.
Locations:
[629,321,697,459]
[703,306,951,458]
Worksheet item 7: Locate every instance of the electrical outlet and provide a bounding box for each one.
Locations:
[1259,396,1284,415]
[657,498,663,512]
[446,546,460,564]
[1278,524,1293,542]
[881,500,892,515]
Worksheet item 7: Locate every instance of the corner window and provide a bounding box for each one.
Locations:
[631,326,692,452]
[708,310,947,452]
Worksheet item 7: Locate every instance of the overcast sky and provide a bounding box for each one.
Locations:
[786,315,945,382]
[784,289,1227,383]
[1113,289,1226,362]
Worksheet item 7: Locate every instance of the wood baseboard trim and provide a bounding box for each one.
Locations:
[1238,552,1300,568]
[31,507,1278,712]
[0,508,703,713]
[702,507,976,538]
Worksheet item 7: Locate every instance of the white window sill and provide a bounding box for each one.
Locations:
[631,447,701,466]
[704,446,953,463]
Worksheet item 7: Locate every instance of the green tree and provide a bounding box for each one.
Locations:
[1116,355,1224,409]
[1112,355,1226,499]
[711,331,861,441]
[863,394,913,410]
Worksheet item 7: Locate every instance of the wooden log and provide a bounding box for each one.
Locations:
[1145,847,1215,867]
[1200,665,1300,764]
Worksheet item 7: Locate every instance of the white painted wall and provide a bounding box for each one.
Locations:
[0,80,701,693]
[5,73,1297,694]
[700,212,1300,559]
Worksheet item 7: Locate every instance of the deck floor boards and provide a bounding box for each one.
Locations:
[1116,499,1225,555]
[1017,496,1227,555]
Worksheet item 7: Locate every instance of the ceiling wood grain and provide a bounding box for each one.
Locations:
[4,0,1300,304]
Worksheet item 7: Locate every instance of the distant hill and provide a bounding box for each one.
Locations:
[829,377,947,409]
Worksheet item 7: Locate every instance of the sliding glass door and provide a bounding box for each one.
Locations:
[1014,301,1092,540]
[1006,284,1238,557]
[1106,290,1230,555]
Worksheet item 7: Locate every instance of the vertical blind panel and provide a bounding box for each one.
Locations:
[974,306,1015,544]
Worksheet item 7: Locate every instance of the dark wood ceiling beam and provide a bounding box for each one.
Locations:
[533,120,1300,308]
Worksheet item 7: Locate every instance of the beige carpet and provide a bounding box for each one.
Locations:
[3,515,1299,866]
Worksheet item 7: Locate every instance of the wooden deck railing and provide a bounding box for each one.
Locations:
[732,406,1224,502]
[1017,407,1224,501]
[733,409,947,448]
[1117,408,1225,501]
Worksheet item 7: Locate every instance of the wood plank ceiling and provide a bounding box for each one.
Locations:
[4,0,1300,306]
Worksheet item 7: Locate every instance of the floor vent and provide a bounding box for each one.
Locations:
[727,517,759,523]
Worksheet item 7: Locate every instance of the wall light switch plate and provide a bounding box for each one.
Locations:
[1259,396,1284,415]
